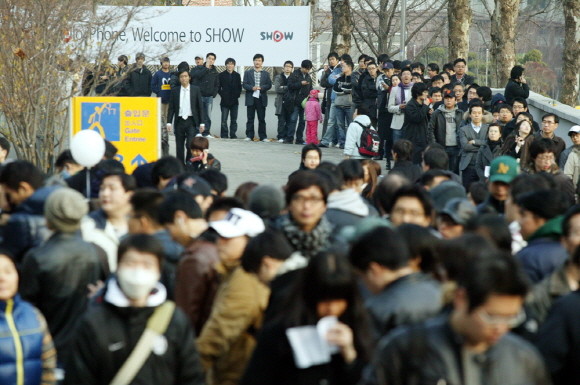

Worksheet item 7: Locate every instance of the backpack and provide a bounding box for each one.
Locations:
[355,121,381,157]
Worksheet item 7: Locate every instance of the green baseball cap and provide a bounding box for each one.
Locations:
[489,156,519,183]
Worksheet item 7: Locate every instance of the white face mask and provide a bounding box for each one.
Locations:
[117,268,160,300]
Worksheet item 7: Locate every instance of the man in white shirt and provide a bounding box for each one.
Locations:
[167,70,205,165]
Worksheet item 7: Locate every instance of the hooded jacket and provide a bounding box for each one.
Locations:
[326,188,372,232]
[344,115,374,159]
[428,104,465,147]
[460,109,494,127]
[515,216,568,284]
[65,279,205,385]
[563,146,580,187]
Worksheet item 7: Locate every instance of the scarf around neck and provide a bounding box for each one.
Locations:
[396,82,414,105]
[279,214,332,259]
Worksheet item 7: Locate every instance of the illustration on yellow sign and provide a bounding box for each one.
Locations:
[72,97,160,172]
[84,103,120,140]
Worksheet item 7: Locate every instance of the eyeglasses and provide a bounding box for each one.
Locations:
[542,120,556,125]
[477,309,525,327]
[536,154,555,162]
[291,195,324,206]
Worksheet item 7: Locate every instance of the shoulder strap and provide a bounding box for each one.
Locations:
[109,301,176,385]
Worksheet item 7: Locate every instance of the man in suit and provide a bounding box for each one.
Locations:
[167,70,205,165]
[242,53,272,142]
[459,101,489,189]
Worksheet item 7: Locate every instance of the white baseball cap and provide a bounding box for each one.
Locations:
[568,125,580,136]
[209,208,265,238]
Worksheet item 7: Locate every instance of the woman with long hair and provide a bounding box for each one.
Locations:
[240,252,372,385]
[501,119,534,165]
[361,159,381,201]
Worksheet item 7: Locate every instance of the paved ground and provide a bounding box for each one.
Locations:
[166,94,350,193]
[169,135,345,194]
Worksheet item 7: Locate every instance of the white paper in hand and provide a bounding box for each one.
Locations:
[484,166,490,178]
[286,326,330,369]
[252,89,260,98]
[285,316,340,369]
[316,316,340,354]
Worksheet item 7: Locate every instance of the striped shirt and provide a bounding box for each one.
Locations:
[254,70,261,89]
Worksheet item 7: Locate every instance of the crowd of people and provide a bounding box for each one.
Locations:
[1,49,579,385]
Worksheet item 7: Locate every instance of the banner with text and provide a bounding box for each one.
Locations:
[74,6,310,67]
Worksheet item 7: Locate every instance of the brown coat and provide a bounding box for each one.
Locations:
[197,265,270,385]
[174,240,220,335]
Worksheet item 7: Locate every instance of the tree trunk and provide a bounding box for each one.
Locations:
[490,0,520,88]
[378,0,397,54]
[560,0,580,106]
[330,0,353,55]
[447,0,472,62]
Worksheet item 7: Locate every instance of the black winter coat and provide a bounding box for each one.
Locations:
[190,65,220,97]
[475,140,503,180]
[363,316,551,385]
[428,107,464,147]
[365,273,441,338]
[20,232,105,364]
[319,66,336,107]
[2,185,59,263]
[536,291,580,385]
[389,160,422,183]
[356,75,378,115]
[127,66,152,96]
[402,99,430,164]
[287,68,313,107]
[65,283,205,385]
[218,70,242,106]
[240,320,366,385]
[504,79,530,105]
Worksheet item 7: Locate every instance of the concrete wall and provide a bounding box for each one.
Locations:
[492,89,580,146]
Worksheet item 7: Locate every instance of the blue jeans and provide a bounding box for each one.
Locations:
[277,112,287,140]
[334,105,351,147]
[220,105,238,138]
[287,106,305,143]
[445,146,460,174]
[392,129,404,146]
[321,103,337,146]
[202,96,213,134]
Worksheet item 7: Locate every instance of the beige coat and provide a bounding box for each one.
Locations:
[197,265,270,385]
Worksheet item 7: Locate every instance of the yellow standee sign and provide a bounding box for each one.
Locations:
[70,96,161,172]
